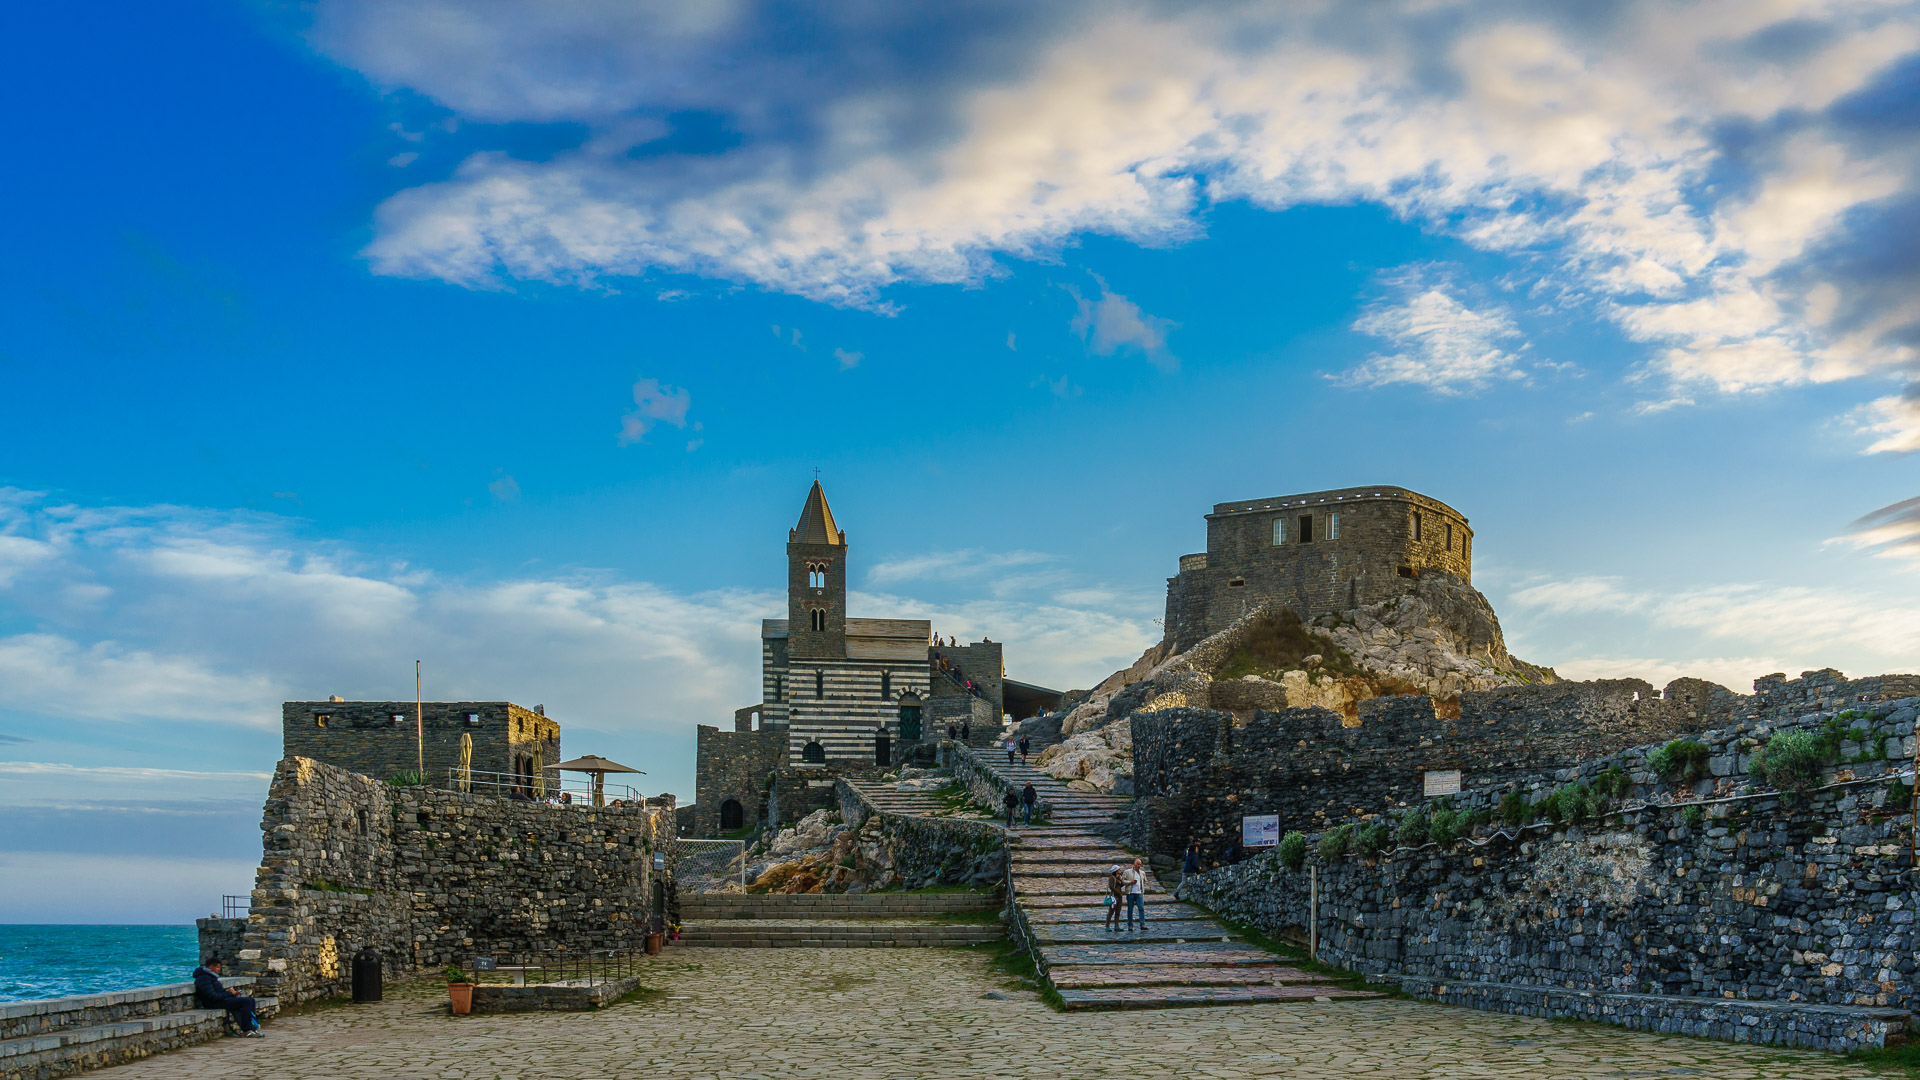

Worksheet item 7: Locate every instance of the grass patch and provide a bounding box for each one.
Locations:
[1851,1043,1920,1077]
[970,939,1065,1011]
[1215,610,1364,681]
[1199,911,1402,997]
[935,907,1007,925]
[603,985,668,1008]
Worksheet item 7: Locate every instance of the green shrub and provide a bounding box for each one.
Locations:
[1749,729,1831,792]
[1428,804,1460,847]
[1278,831,1307,871]
[1592,766,1630,799]
[1499,791,1529,826]
[1647,739,1711,784]
[1395,810,1429,847]
[1468,808,1493,829]
[1681,804,1705,828]
[1564,784,1597,822]
[1533,791,1561,822]
[1356,821,1389,857]
[1317,824,1354,861]
[388,770,423,787]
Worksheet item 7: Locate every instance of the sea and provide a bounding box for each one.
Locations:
[0,925,200,1001]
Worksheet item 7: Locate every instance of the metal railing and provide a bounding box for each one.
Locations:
[674,839,747,892]
[446,768,644,806]
[470,948,648,988]
[221,895,250,919]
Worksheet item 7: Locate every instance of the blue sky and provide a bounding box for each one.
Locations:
[3,0,1919,922]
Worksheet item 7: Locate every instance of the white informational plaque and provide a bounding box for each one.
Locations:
[1242,813,1280,848]
[1424,769,1462,796]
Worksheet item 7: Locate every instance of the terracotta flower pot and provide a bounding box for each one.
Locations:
[645,932,665,956]
[448,982,474,1015]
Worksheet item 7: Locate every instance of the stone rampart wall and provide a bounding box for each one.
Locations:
[226,757,676,1005]
[1180,690,1920,1052]
[836,779,1007,890]
[692,725,785,836]
[280,701,559,789]
[1129,671,1899,861]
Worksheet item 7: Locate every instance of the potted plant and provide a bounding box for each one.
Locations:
[445,965,474,1015]
[645,917,666,956]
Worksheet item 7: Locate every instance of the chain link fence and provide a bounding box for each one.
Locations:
[674,838,747,892]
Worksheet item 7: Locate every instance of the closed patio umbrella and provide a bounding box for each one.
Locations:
[457,732,473,793]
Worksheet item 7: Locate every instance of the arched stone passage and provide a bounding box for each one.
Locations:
[802,741,826,764]
[719,798,744,831]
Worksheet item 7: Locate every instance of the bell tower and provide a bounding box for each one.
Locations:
[787,480,847,660]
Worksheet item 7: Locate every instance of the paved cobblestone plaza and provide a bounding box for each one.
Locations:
[97,948,1885,1080]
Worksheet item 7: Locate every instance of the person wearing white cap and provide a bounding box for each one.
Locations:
[1104,864,1125,932]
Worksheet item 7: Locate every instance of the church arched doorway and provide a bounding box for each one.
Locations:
[802,741,826,764]
[874,731,890,765]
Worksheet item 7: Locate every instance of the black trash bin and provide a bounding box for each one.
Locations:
[351,947,382,1003]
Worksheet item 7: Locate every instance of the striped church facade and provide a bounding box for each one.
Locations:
[761,619,933,766]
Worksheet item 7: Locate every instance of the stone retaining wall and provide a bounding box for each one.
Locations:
[1181,689,1920,1051]
[224,757,678,1006]
[470,976,643,1013]
[942,742,1056,821]
[836,779,1007,890]
[0,978,273,1080]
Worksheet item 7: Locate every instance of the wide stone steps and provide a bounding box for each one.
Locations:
[1056,984,1382,1009]
[0,998,281,1080]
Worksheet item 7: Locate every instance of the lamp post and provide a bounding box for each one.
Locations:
[415,660,424,784]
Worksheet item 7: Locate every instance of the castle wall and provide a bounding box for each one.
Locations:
[1180,687,1920,1053]
[692,725,786,836]
[1124,673,1913,862]
[280,701,559,787]
[225,757,674,1005]
[1165,486,1473,650]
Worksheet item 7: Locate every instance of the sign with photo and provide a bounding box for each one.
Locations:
[1242,813,1280,848]
[1424,769,1462,796]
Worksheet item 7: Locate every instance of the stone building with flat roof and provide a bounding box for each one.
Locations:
[1163,486,1474,651]
[280,699,560,791]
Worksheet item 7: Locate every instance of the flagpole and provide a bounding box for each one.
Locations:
[415,660,424,783]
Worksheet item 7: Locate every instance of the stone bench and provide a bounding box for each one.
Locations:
[0,980,277,1080]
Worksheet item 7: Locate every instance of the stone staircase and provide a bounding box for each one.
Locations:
[958,745,1380,1010]
[675,892,1004,948]
[1,979,277,1080]
[844,779,952,817]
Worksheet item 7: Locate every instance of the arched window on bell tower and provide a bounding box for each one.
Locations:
[810,608,826,632]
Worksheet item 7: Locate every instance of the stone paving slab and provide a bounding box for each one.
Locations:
[89,947,1882,1080]
[1059,984,1385,1010]
[1039,941,1284,966]
[1014,876,1165,895]
[1028,920,1234,945]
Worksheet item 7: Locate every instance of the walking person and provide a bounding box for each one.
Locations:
[1175,840,1201,900]
[961,720,970,742]
[1018,735,1031,763]
[1020,781,1037,825]
[1123,857,1149,931]
[1002,788,1020,828]
[193,956,263,1037]
[1104,864,1126,932]
[1005,736,1017,765]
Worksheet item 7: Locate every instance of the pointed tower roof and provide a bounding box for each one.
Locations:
[791,481,845,545]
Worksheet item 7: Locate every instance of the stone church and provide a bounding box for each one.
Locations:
[690,481,1042,837]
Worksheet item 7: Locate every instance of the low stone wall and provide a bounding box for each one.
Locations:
[836,780,1007,890]
[0,978,274,1080]
[943,742,1056,821]
[192,918,248,969]
[470,976,643,1013]
[1182,692,1920,1051]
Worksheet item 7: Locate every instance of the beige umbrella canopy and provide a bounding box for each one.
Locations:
[554,755,645,807]
[532,743,546,798]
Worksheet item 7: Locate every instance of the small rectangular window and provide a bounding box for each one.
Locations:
[1446,523,1454,550]
[1271,518,1286,545]
[1327,513,1340,540]
[1412,512,1422,541]
[1298,514,1314,543]
[315,714,330,729]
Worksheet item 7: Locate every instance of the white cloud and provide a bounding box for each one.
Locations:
[322,0,1920,431]
[1069,279,1176,370]
[867,548,1056,586]
[489,472,522,501]
[1547,655,1796,695]
[1340,272,1529,393]
[1856,391,1920,455]
[833,347,863,370]
[1837,496,1920,566]
[618,376,693,444]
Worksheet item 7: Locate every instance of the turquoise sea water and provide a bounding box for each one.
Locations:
[0,925,199,1001]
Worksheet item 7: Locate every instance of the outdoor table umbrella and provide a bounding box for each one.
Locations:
[553,755,645,807]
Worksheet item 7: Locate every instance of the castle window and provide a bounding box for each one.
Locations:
[314,714,330,728]
[1228,577,1246,588]
[357,808,369,836]
[1327,513,1340,540]
[1398,565,1415,578]
[1446,522,1454,550]
[1298,514,1314,543]
[720,798,744,831]
[391,713,406,726]
[801,741,826,764]
[810,608,826,632]
[815,670,825,698]
[771,675,783,702]
[1463,535,1470,560]
[1271,518,1286,545]
[1412,512,1422,541]
[807,563,827,588]
[881,671,892,700]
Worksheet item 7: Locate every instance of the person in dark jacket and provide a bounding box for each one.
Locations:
[1002,788,1020,827]
[1018,736,1031,763]
[1176,840,1202,900]
[1020,781,1038,824]
[193,956,262,1036]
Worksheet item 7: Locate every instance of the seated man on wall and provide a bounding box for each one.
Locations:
[193,955,264,1037]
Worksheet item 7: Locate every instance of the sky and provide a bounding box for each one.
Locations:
[2,0,1918,923]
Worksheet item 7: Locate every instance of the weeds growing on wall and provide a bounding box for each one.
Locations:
[1749,729,1833,792]
[1647,739,1711,785]
[1278,831,1307,871]
[1356,821,1389,857]
[1316,824,1353,860]
[1498,791,1529,826]
[1428,803,1460,847]
[1216,610,1363,681]
[1394,809,1429,847]
[388,770,424,786]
